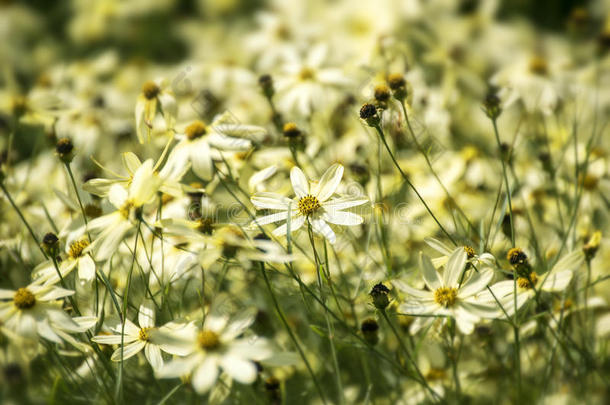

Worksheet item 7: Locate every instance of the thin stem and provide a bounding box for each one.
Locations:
[373,124,456,245]
[1,183,47,259]
[307,223,344,405]
[259,262,327,405]
[491,118,515,247]
[379,310,440,402]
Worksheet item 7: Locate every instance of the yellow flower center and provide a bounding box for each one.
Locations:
[517,272,538,289]
[298,195,321,216]
[529,56,548,76]
[13,288,36,310]
[69,240,90,259]
[142,81,160,100]
[434,287,458,308]
[299,67,315,81]
[197,330,220,351]
[119,200,135,219]
[185,120,207,140]
[138,327,154,341]
[463,246,475,259]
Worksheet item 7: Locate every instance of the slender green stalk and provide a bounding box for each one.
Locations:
[373,124,456,245]
[399,101,479,241]
[307,223,344,405]
[259,262,327,405]
[1,183,47,258]
[491,118,515,247]
[379,310,440,402]
[116,220,141,403]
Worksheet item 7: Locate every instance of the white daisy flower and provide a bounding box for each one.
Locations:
[91,302,194,371]
[86,159,163,260]
[165,112,263,181]
[157,304,272,394]
[32,237,95,285]
[394,248,499,335]
[0,282,96,345]
[250,164,368,244]
[478,250,584,317]
[134,78,177,143]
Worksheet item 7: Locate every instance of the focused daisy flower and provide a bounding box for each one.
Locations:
[91,302,194,371]
[0,282,96,346]
[394,248,499,335]
[134,78,177,143]
[165,112,264,181]
[32,236,96,285]
[250,164,368,244]
[157,302,272,394]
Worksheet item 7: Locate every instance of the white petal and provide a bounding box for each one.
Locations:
[122,152,142,175]
[145,344,164,370]
[207,133,251,150]
[272,215,305,236]
[191,140,214,181]
[77,255,96,283]
[192,356,219,393]
[322,210,362,226]
[424,237,453,256]
[323,198,368,211]
[92,334,127,345]
[108,184,128,209]
[251,192,292,210]
[139,302,156,328]
[220,355,257,384]
[392,280,431,299]
[314,164,343,202]
[459,268,494,298]
[111,341,146,362]
[290,166,309,198]
[444,248,467,287]
[540,270,572,292]
[419,252,442,290]
[252,211,291,226]
[311,218,336,244]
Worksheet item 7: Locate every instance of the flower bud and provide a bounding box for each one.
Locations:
[483,92,502,120]
[55,138,75,164]
[387,73,408,100]
[370,282,390,310]
[359,103,381,127]
[361,318,379,345]
[41,232,60,257]
[258,74,275,99]
[583,231,601,261]
[282,122,301,139]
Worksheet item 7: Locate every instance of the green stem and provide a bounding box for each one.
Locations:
[374,124,456,245]
[259,262,327,405]
[1,183,47,259]
[491,118,515,247]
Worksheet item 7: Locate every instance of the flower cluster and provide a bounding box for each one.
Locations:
[1,1,609,404]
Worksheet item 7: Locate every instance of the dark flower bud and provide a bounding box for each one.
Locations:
[55,138,75,163]
[387,73,407,100]
[282,122,301,139]
[142,81,160,100]
[41,232,60,257]
[359,103,380,127]
[258,74,275,99]
[483,92,502,120]
[361,318,379,345]
[370,282,390,310]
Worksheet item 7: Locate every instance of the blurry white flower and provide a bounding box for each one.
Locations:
[92,302,194,371]
[134,78,177,143]
[166,113,263,181]
[0,283,95,345]
[157,304,271,394]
